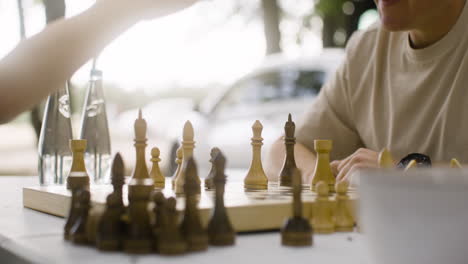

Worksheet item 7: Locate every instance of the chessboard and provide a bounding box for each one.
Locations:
[22,180,358,232]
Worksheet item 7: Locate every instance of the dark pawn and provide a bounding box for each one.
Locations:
[69,189,91,244]
[158,197,187,255]
[151,191,166,252]
[281,169,313,246]
[180,157,208,252]
[205,147,221,190]
[207,151,236,246]
[64,189,80,240]
[123,178,154,254]
[96,154,126,251]
[280,114,298,187]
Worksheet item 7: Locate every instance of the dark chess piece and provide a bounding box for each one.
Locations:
[180,157,208,251]
[205,147,221,190]
[158,197,187,255]
[96,153,126,251]
[281,168,313,246]
[69,189,91,244]
[207,151,236,246]
[64,188,80,240]
[280,114,298,187]
[123,178,154,254]
[151,191,166,252]
[64,140,91,240]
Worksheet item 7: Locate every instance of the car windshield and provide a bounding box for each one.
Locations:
[221,69,326,107]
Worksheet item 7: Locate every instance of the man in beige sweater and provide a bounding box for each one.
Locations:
[267,0,468,183]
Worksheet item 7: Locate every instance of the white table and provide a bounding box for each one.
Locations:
[0,176,371,264]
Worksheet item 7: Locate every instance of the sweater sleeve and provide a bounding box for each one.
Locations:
[296,32,364,161]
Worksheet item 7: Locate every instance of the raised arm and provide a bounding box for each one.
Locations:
[0,0,197,124]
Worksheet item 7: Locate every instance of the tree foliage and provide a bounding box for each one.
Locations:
[315,0,348,18]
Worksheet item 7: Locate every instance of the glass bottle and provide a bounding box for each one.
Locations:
[38,84,73,185]
[80,67,111,184]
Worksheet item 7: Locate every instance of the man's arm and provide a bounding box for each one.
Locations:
[0,0,197,124]
[265,137,317,183]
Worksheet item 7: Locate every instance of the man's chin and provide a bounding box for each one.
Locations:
[381,19,408,32]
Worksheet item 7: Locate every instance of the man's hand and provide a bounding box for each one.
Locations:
[331,148,379,183]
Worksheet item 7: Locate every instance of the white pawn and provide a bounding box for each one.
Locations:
[244,120,268,190]
[312,181,334,234]
[334,181,354,232]
[150,147,165,188]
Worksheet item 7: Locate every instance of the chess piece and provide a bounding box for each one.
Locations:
[311,140,335,192]
[180,157,208,251]
[96,154,126,251]
[312,181,334,234]
[85,207,103,245]
[171,146,183,189]
[451,158,462,168]
[244,120,268,190]
[64,187,80,240]
[151,191,166,251]
[124,178,154,254]
[334,181,354,232]
[67,139,90,191]
[280,114,298,187]
[131,109,150,183]
[64,140,90,240]
[158,197,187,255]
[378,148,394,168]
[207,151,236,246]
[70,189,91,244]
[109,153,125,206]
[175,121,199,194]
[205,147,221,190]
[404,159,417,171]
[150,147,165,188]
[281,168,313,246]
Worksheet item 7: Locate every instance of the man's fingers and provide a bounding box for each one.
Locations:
[336,152,378,181]
[330,160,341,176]
[337,148,371,171]
[339,161,379,183]
[337,153,354,172]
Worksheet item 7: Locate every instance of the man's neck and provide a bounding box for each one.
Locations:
[409,0,466,49]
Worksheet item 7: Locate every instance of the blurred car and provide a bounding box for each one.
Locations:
[117,49,345,178]
[161,49,345,177]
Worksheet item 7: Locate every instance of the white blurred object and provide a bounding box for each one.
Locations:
[359,168,468,264]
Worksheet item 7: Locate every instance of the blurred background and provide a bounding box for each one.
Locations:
[0,0,379,177]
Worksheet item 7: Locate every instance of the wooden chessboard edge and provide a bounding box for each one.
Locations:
[22,185,358,233]
[23,187,69,217]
